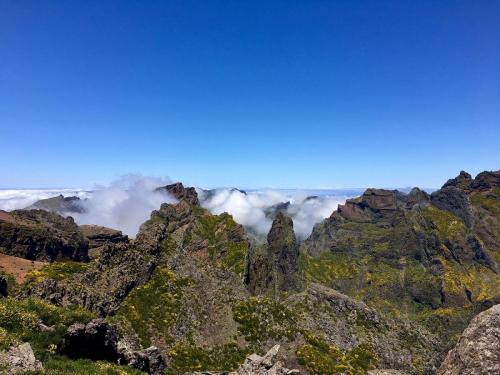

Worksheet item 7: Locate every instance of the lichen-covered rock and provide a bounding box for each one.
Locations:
[0,342,43,374]
[0,209,88,262]
[438,304,500,375]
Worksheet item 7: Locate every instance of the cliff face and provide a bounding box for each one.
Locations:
[0,209,89,262]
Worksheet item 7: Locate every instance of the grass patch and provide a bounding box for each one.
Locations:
[296,334,378,375]
[232,296,298,346]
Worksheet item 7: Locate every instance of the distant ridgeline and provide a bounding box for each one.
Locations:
[0,172,499,375]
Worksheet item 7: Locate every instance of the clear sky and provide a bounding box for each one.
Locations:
[1,0,499,189]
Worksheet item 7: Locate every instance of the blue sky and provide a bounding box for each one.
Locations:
[1,0,499,189]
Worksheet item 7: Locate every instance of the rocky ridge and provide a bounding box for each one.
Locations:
[0,173,498,375]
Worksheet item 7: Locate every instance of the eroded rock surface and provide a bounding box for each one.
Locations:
[0,342,43,374]
[438,304,500,375]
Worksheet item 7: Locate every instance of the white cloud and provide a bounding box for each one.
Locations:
[72,175,176,237]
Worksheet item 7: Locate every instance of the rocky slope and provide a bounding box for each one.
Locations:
[302,171,499,348]
[0,172,498,375]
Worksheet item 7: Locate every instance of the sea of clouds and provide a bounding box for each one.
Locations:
[0,175,360,238]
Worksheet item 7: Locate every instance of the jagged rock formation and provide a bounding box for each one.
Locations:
[26,194,85,215]
[155,182,200,205]
[22,223,166,316]
[246,212,300,294]
[264,202,291,220]
[0,209,88,262]
[0,342,43,374]
[80,225,129,248]
[438,304,500,375]
[80,224,129,258]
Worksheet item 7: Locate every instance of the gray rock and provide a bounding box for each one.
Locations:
[438,304,500,375]
[0,342,43,374]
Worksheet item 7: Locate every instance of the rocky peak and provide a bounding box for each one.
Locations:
[442,171,473,191]
[405,187,430,208]
[156,182,199,205]
[360,189,398,211]
[470,170,500,191]
[267,212,297,255]
[247,213,300,294]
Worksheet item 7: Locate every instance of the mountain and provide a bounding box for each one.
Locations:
[26,194,85,215]
[0,170,498,374]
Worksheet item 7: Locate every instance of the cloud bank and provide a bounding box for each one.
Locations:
[72,175,175,237]
[199,188,351,239]
[0,176,355,239]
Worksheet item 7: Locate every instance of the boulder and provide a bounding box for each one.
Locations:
[438,304,500,375]
[0,342,43,374]
[61,319,166,374]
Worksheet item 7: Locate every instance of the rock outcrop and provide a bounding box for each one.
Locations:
[61,319,166,374]
[156,182,199,205]
[190,345,299,375]
[0,342,43,374]
[79,224,128,258]
[438,304,500,375]
[246,213,300,294]
[442,171,473,191]
[0,209,88,262]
